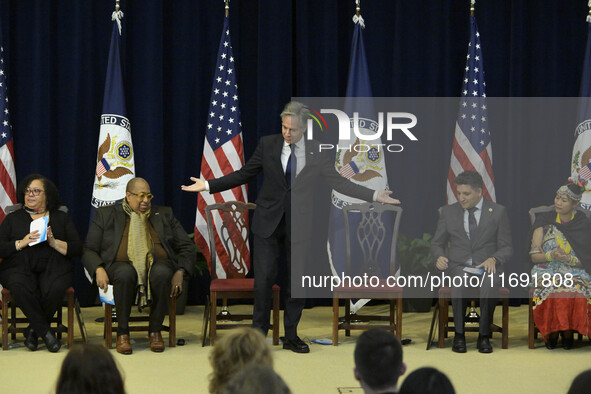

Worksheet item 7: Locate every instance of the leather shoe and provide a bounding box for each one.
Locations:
[116,334,133,355]
[42,330,61,353]
[24,326,38,351]
[562,332,574,350]
[545,333,558,350]
[282,336,310,353]
[452,334,467,353]
[477,335,493,353]
[149,332,165,352]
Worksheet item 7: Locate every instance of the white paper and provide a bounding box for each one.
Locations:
[28,216,49,246]
[463,266,485,276]
[99,284,115,305]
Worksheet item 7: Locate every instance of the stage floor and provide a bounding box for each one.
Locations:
[0,303,589,393]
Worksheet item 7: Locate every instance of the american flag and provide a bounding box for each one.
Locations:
[339,161,359,179]
[95,158,111,177]
[447,14,495,203]
[194,16,248,279]
[0,39,17,223]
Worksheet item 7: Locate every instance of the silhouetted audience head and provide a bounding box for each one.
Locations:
[209,327,273,394]
[55,344,125,394]
[568,369,591,394]
[223,364,291,394]
[399,367,455,394]
[354,328,406,394]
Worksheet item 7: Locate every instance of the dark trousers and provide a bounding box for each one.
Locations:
[0,260,72,337]
[449,265,500,336]
[253,216,305,340]
[106,260,174,335]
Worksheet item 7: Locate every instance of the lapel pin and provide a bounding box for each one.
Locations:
[488,208,492,212]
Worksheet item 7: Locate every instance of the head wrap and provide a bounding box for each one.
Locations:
[557,185,582,202]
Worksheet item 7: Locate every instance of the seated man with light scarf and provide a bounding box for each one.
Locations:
[83,177,196,354]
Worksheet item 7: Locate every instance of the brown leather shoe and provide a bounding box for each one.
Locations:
[149,331,165,352]
[116,334,132,355]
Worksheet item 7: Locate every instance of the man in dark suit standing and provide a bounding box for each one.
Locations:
[182,101,399,353]
[83,178,196,354]
[431,170,512,353]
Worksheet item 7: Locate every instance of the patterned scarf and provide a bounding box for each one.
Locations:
[122,199,153,311]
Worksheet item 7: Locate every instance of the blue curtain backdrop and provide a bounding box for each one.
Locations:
[0,0,587,305]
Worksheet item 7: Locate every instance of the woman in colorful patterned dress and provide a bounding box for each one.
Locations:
[530,182,591,349]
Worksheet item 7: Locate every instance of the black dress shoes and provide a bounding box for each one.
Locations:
[24,326,38,351]
[545,333,558,350]
[562,332,574,350]
[42,330,61,353]
[452,334,467,353]
[282,336,310,353]
[477,335,493,353]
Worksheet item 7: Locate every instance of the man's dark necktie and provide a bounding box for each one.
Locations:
[467,206,477,240]
[285,144,297,186]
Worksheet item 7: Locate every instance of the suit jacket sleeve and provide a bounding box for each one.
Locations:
[161,208,197,277]
[209,137,265,193]
[431,206,450,262]
[82,208,108,280]
[319,152,375,202]
[491,206,513,265]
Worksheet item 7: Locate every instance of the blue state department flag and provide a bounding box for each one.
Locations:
[571,14,591,210]
[327,12,390,283]
[91,10,135,209]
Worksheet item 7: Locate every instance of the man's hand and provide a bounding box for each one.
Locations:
[476,257,496,274]
[376,190,401,205]
[95,267,110,292]
[181,177,206,193]
[436,256,449,270]
[170,270,184,297]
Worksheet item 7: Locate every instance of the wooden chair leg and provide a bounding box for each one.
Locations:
[501,297,509,349]
[105,304,113,349]
[2,293,9,350]
[345,300,351,337]
[202,296,210,347]
[74,298,87,344]
[169,296,176,347]
[332,296,339,346]
[210,291,217,346]
[389,300,395,335]
[438,297,447,348]
[67,293,74,348]
[272,287,279,346]
[10,303,16,341]
[396,297,403,339]
[528,297,535,349]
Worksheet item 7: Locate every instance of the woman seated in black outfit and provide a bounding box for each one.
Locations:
[0,174,82,352]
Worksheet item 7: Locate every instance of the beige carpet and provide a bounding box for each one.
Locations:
[0,303,589,393]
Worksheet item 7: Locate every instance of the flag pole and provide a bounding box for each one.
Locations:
[356,0,360,17]
[470,0,475,16]
[587,0,591,23]
[115,0,120,12]
[225,0,229,17]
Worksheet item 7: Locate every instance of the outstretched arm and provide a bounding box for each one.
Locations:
[181,177,207,193]
[376,190,401,205]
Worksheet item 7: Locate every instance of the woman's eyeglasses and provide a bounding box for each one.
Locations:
[129,192,154,201]
[24,188,44,196]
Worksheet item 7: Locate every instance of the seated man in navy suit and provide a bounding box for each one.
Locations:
[182,101,400,353]
[431,170,512,353]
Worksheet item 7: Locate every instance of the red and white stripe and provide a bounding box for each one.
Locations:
[194,134,248,279]
[446,121,496,204]
[0,139,17,223]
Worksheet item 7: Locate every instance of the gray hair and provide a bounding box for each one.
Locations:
[280,101,308,130]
